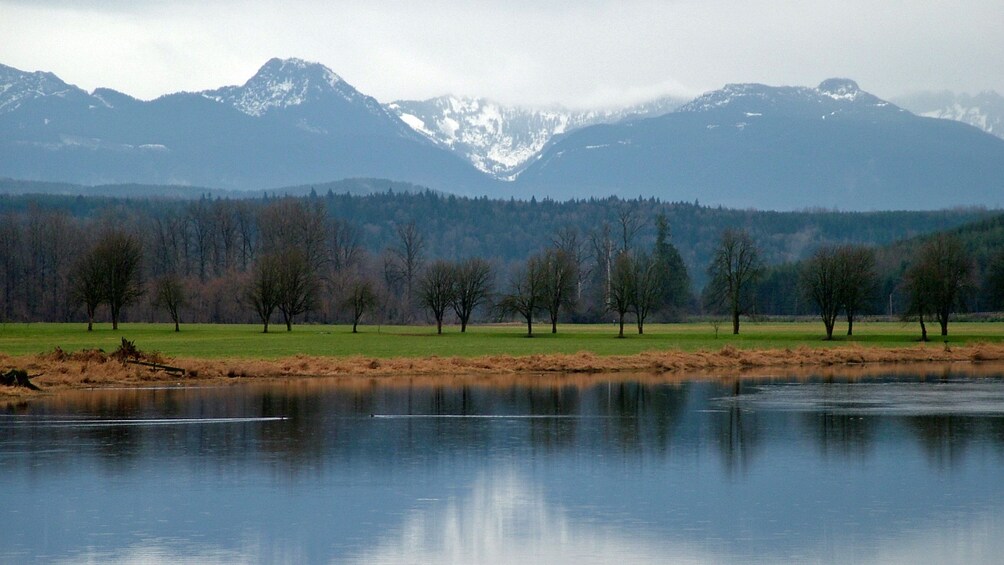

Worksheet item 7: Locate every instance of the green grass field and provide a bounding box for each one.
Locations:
[0,320,1002,359]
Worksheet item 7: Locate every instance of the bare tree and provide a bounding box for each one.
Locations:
[836,245,878,336]
[419,260,456,334]
[631,251,662,335]
[384,221,425,320]
[70,245,104,331]
[247,254,282,333]
[499,255,547,337]
[800,246,842,339]
[705,228,762,335]
[153,274,186,332]
[541,248,578,333]
[328,219,363,271]
[608,253,634,338]
[0,215,22,321]
[617,204,647,253]
[904,234,973,339]
[95,231,144,330]
[276,249,319,331]
[187,199,213,281]
[342,276,379,333]
[589,222,614,306]
[553,226,591,302]
[451,257,493,333]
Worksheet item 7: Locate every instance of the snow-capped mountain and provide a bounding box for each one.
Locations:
[892,90,1004,140]
[203,58,389,121]
[677,78,901,117]
[513,78,1004,210]
[0,59,488,191]
[387,96,683,180]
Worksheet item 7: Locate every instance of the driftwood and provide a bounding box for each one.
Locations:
[0,369,41,391]
[125,359,186,377]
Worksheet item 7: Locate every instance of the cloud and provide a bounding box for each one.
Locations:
[0,0,1001,106]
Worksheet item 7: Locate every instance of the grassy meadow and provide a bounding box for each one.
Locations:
[1,320,1002,360]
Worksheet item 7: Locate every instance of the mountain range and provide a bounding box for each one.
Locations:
[1,58,1003,210]
[892,90,1004,140]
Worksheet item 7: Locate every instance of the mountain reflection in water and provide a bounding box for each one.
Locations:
[2,369,1004,563]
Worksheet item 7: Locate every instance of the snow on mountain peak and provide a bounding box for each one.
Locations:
[203,57,352,117]
[817,78,860,101]
[0,63,81,113]
[388,95,683,180]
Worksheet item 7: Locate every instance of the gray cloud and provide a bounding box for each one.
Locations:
[1,0,1001,107]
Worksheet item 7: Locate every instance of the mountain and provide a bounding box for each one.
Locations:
[513,79,1004,210]
[386,96,683,179]
[0,59,490,193]
[892,90,1004,140]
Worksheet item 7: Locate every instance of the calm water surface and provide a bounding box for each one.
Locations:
[3,370,1004,564]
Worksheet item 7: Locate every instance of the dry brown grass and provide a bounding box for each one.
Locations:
[1,341,1003,398]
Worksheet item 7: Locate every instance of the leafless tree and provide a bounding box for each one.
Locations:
[0,215,21,321]
[276,249,319,331]
[617,204,647,253]
[451,257,493,333]
[342,276,379,333]
[705,228,762,335]
[904,234,973,339]
[608,252,635,338]
[553,226,591,301]
[836,245,878,336]
[247,253,282,333]
[800,246,842,339]
[631,251,662,335]
[384,221,425,320]
[95,231,144,330]
[70,245,104,331]
[419,260,456,334]
[499,255,547,337]
[153,274,186,331]
[328,219,363,271]
[541,248,578,333]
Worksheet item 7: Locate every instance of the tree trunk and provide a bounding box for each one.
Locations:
[846,314,854,336]
[732,310,740,335]
[437,318,443,335]
[461,319,468,333]
[526,316,533,337]
[637,316,644,335]
[286,320,292,331]
[618,313,625,338]
[919,316,927,342]
[263,320,269,333]
[551,318,557,334]
[940,317,949,337]
[824,319,834,340]
[174,320,180,332]
[352,319,359,333]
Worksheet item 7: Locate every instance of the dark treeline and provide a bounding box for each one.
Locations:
[0,190,999,333]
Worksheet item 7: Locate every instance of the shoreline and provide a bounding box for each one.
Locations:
[4,341,1004,399]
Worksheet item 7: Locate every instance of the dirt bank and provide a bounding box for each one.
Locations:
[3,341,1004,399]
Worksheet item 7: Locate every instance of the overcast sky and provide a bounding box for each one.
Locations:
[1,0,1001,108]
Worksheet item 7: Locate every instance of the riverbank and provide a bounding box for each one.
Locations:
[4,340,1004,400]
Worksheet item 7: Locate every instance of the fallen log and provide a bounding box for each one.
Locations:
[0,369,41,391]
[125,359,186,377]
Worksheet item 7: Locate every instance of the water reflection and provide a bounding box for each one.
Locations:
[3,369,1004,563]
[351,469,713,565]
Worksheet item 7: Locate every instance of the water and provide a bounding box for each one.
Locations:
[3,370,1004,564]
